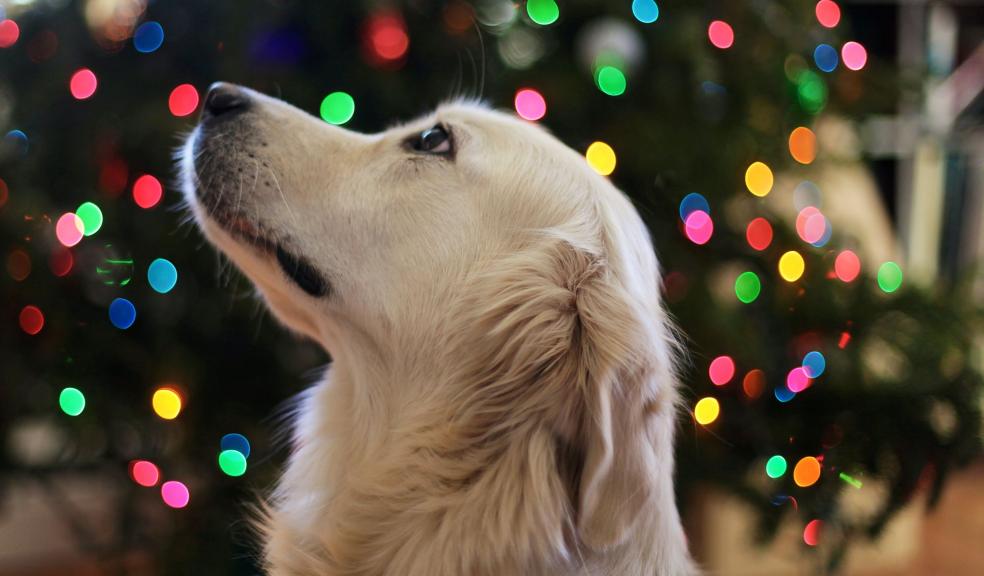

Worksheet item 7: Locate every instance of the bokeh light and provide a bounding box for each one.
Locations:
[788,127,817,164]
[221,433,251,458]
[735,271,761,304]
[766,455,787,478]
[775,386,796,403]
[161,480,189,509]
[152,387,182,420]
[133,174,163,208]
[631,0,659,24]
[796,207,827,244]
[793,456,822,487]
[7,249,30,281]
[745,161,773,197]
[684,210,713,245]
[779,251,805,282]
[877,261,903,293]
[0,19,19,48]
[810,217,833,248]
[708,20,734,49]
[75,201,103,236]
[797,70,827,114]
[585,141,616,176]
[69,68,98,100]
[148,258,178,294]
[109,297,137,329]
[786,367,812,393]
[694,397,720,425]
[168,84,199,117]
[802,351,826,378]
[834,250,861,282]
[815,1,841,28]
[0,177,7,208]
[742,369,766,399]
[746,217,773,251]
[59,387,85,416]
[365,12,409,62]
[49,248,74,277]
[804,519,823,546]
[5,129,28,156]
[320,91,355,125]
[794,181,822,211]
[218,449,248,477]
[514,88,546,121]
[679,193,710,222]
[55,212,85,247]
[133,21,164,53]
[709,356,736,386]
[19,305,44,335]
[526,0,559,26]
[130,460,160,487]
[595,65,627,96]
[813,43,838,73]
[842,41,867,71]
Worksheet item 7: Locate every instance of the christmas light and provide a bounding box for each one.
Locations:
[788,127,817,165]
[0,19,19,48]
[694,397,720,425]
[133,21,164,53]
[775,386,796,403]
[320,91,355,125]
[109,297,137,329]
[69,68,98,100]
[708,20,734,49]
[49,247,74,277]
[815,1,841,28]
[742,369,766,399]
[735,271,762,304]
[585,141,616,176]
[220,433,251,458]
[684,210,713,245]
[841,41,867,71]
[802,351,826,378]
[778,251,805,282]
[877,261,903,293]
[168,84,199,117]
[7,249,30,281]
[526,0,559,26]
[161,480,190,509]
[365,12,409,63]
[75,202,103,236]
[55,213,85,247]
[793,456,821,487]
[514,88,546,121]
[744,162,773,197]
[803,519,822,546]
[133,174,163,208]
[679,193,710,222]
[152,387,182,420]
[786,367,811,393]
[19,305,44,335]
[709,356,736,386]
[796,70,827,113]
[746,217,773,251]
[797,208,826,244]
[766,455,787,478]
[595,65,626,96]
[834,250,861,282]
[631,0,659,24]
[5,129,28,155]
[218,449,248,477]
[839,472,863,489]
[130,460,160,487]
[59,387,85,416]
[147,258,178,294]
[813,43,838,73]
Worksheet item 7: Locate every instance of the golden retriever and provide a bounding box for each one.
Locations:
[180,83,696,576]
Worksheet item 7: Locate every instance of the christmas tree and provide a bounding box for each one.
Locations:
[1,1,980,574]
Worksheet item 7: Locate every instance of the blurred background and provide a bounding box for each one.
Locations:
[1,0,983,574]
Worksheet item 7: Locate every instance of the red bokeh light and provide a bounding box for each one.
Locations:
[168,84,200,117]
[133,174,163,209]
[709,356,736,386]
[815,1,841,28]
[0,20,20,49]
[70,68,98,100]
[803,519,823,546]
[49,247,74,277]
[7,249,31,281]
[130,460,161,487]
[834,250,861,282]
[19,305,44,335]
[746,217,773,251]
[0,177,7,208]
[364,12,409,66]
[708,20,734,49]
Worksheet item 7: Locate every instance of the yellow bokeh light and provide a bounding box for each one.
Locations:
[152,387,182,420]
[778,250,805,282]
[745,161,774,197]
[586,141,616,176]
[694,397,720,425]
[793,456,822,487]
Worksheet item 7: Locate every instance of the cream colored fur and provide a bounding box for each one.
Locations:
[181,86,696,575]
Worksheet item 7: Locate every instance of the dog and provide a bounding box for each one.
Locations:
[180,83,697,576]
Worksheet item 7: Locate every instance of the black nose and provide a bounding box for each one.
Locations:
[203,82,249,119]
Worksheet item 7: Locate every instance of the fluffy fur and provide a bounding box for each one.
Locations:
[181,84,696,575]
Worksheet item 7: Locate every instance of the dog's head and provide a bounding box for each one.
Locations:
[181,83,683,555]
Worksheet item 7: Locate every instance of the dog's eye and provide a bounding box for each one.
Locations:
[409,125,453,155]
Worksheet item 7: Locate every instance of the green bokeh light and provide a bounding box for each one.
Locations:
[796,70,827,114]
[320,91,355,125]
[766,455,787,478]
[735,271,762,303]
[218,449,247,477]
[526,0,559,26]
[59,387,86,416]
[76,202,103,236]
[595,66,627,96]
[877,261,903,293]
